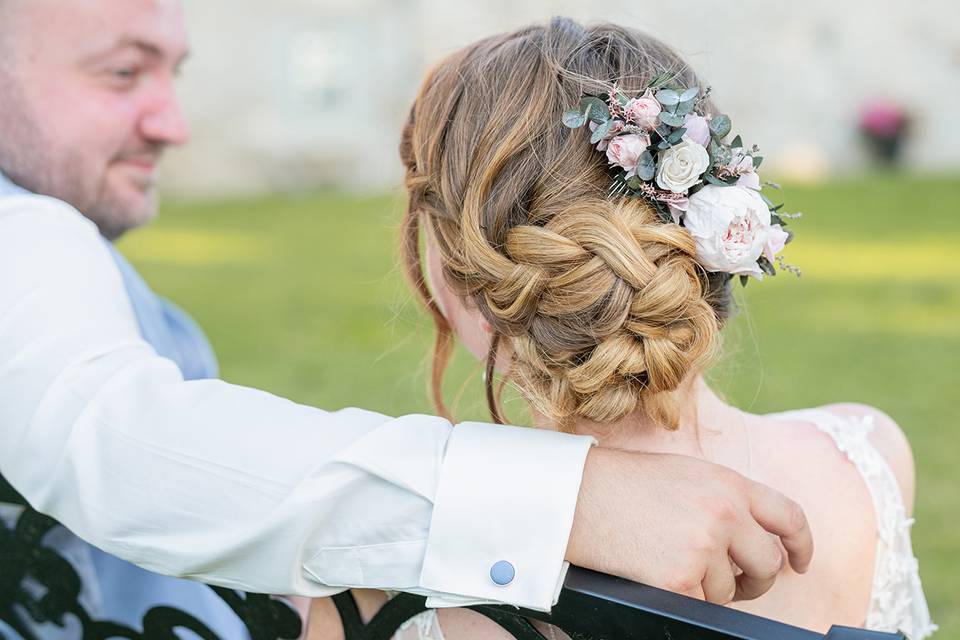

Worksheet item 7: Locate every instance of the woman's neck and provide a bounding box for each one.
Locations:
[533,376,753,471]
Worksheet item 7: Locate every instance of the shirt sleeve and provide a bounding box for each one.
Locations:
[0,194,595,611]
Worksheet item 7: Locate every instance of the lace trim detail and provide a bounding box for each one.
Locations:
[774,409,937,639]
[389,606,445,640]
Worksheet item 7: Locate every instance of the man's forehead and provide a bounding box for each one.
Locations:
[18,0,188,59]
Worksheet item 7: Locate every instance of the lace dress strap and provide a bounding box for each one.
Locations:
[772,409,936,639]
[384,594,445,640]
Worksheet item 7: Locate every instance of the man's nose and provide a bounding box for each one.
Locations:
[140,85,190,147]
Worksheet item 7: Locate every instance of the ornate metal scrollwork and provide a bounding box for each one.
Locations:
[0,474,302,640]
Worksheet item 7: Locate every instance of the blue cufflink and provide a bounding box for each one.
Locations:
[490,560,515,586]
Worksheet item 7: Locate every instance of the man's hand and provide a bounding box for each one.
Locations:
[565,448,813,604]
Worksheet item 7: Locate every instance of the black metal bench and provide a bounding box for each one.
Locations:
[329,566,906,640]
[1,474,906,640]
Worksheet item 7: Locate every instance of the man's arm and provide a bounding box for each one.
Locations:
[0,194,593,610]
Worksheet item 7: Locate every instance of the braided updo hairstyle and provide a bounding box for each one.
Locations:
[400,17,735,430]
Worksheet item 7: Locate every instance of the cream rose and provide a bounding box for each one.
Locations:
[683,185,776,278]
[606,133,651,178]
[655,139,710,193]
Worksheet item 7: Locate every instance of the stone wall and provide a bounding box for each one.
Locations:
[161,0,960,196]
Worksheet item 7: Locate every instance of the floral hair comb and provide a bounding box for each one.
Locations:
[562,79,800,283]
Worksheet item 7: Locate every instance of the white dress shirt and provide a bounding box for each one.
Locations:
[0,189,596,612]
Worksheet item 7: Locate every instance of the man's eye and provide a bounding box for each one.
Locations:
[104,66,142,86]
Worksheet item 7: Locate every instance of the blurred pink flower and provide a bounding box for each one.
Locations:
[860,100,908,139]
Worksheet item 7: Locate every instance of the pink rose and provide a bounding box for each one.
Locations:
[734,154,754,174]
[606,133,651,177]
[729,147,760,189]
[666,197,689,225]
[737,171,761,190]
[682,114,711,147]
[764,224,789,262]
[623,89,662,130]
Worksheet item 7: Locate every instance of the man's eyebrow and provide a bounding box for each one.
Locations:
[97,37,191,65]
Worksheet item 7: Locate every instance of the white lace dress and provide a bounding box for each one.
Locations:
[390,408,936,640]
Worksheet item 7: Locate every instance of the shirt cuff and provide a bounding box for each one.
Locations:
[419,422,596,612]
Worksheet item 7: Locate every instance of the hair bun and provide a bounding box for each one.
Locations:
[501,198,720,427]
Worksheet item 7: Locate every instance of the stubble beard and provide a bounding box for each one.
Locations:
[0,78,159,240]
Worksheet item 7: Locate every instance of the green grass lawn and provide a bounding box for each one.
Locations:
[120,173,960,636]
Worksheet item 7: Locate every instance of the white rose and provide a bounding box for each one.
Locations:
[655,139,710,193]
[683,185,773,278]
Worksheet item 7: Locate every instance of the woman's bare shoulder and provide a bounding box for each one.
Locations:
[737,407,880,628]
[751,402,913,506]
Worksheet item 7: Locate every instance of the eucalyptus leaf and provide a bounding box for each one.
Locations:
[708,138,722,158]
[704,173,729,187]
[679,86,700,102]
[580,96,610,124]
[659,111,684,127]
[666,127,687,144]
[658,141,671,150]
[753,155,764,169]
[709,114,732,138]
[655,89,681,106]
[730,135,743,150]
[590,119,615,144]
[625,176,642,189]
[771,213,784,226]
[637,150,656,181]
[616,92,630,107]
[562,109,588,129]
[648,71,673,88]
[655,123,672,139]
[740,275,750,287]
[675,100,695,117]
[709,140,732,165]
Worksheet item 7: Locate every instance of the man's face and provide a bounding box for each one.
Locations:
[0,0,190,239]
